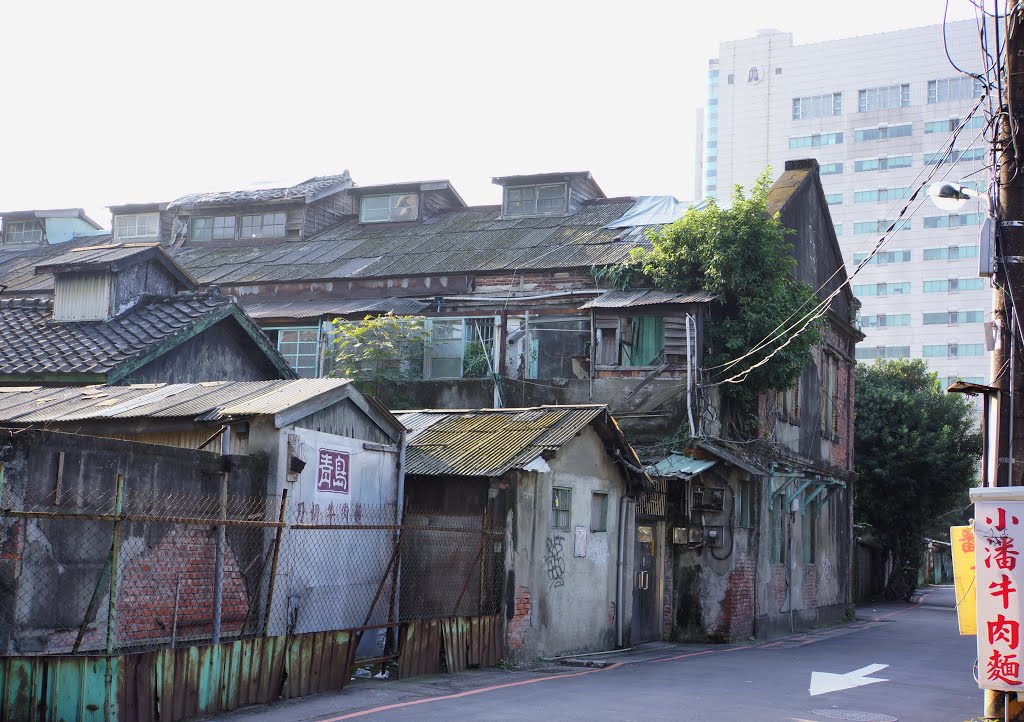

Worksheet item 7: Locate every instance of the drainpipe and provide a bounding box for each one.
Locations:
[212,425,230,644]
[685,314,696,437]
[616,495,633,647]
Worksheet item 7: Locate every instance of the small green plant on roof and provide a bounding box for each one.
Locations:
[606,169,823,423]
[328,313,429,396]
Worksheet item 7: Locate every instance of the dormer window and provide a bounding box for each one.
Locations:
[114,213,160,241]
[192,215,236,241]
[360,193,419,223]
[4,221,43,245]
[504,183,567,217]
[241,212,286,239]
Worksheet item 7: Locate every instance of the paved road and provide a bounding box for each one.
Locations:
[212,585,980,722]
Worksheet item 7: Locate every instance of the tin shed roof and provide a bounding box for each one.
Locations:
[396,405,648,484]
[580,289,715,309]
[0,379,353,425]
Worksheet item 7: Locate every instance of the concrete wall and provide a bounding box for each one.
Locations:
[0,429,267,654]
[668,467,852,642]
[43,217,103,245]
[505,427,633,659]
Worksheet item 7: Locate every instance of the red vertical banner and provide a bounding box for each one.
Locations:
[975,497,1024,691]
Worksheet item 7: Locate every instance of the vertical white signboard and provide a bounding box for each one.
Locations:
[973,488,1024,691]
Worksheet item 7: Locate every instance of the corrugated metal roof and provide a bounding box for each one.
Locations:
[647,454,718,478]
[580,289,715,309]
[167,172,353,210]
[244,297,429,320]
[396,405,607,477]
[0,380,351,423]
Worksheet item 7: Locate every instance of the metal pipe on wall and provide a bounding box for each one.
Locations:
[212,425,230,644]
[615,496,632,647]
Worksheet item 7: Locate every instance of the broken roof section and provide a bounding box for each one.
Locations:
[396,405,649,486]
[35,242,198,289]
[581,289,715,309]
[167,171,353,210]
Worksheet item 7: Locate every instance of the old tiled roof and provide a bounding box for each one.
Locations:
[167,172,353,210]
[0,290,291,381]
[173,199,650,285]
[0,234,113,295]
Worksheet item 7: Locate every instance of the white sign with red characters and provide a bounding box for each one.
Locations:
[973,488,1024,691]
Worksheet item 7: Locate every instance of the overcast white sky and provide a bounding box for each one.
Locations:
[0,0,979,227]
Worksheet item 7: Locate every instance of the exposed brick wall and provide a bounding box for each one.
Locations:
[801,564,819,609]
[714,559,755,639]
[506,585,532,650]
[116,526,249,644]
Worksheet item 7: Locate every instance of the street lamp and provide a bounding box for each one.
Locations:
[928,182,984,211]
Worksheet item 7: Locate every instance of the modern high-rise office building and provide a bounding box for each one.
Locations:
[700,21,993,386]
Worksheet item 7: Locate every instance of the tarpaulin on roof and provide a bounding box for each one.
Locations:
[603,196,703,228]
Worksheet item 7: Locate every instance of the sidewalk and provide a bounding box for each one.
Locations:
[203,597,932,722]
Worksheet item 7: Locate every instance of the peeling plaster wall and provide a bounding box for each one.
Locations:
[505,427,633,660]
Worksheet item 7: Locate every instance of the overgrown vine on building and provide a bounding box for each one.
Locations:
[601,169,824,432]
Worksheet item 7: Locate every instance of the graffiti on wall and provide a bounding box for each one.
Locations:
[544,536,566,589]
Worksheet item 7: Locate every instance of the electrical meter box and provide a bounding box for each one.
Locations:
[692,483,725,512]
[703,526,725,547]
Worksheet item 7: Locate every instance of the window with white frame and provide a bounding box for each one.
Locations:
[854,155,913,172]
[191,215,236,242]
[360,193,419,223]
[3,220,43,245]
[114,213,160,241]
[792,93,841,120]
[423,317,496,379]
[928,77,984,104]
[858,84,910,112]
[855,346,910,360]
[854,123,913,142]
[265,326,320,377]
[789,132,843,149]
[241,212,286,239]
[504,183,567,217]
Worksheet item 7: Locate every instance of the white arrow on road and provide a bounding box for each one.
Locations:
[809,663,889,696]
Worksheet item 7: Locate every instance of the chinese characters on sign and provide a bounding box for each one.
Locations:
[975,501,1024,690]
[316,448,350,495]
[950,524,977,635]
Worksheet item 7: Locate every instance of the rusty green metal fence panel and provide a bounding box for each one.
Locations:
[440,614,503,674]
[398,618,442,679]
[0,655,112,722]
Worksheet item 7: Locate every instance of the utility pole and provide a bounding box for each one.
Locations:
[987,2,1024,718]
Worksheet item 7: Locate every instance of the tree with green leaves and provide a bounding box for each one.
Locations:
[854,358,982,599]
[603,170,823,433]
[327,314,429,396]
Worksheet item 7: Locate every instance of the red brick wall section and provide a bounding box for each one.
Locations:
[715,558,755,639]
[116,526,249,644]
[507,586,532,650]
[801,564,819,609]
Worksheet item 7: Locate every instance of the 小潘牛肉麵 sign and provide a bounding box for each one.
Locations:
[316,448,350,494]
[973,488,1024,691]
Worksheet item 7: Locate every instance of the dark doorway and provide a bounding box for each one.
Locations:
[631,523,660,642]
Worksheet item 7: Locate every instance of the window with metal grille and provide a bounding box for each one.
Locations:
[266,327,320,378]
[552,487,572,531]
[591,492,609,532]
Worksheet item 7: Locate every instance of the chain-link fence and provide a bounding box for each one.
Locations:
[0,479,506,658]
